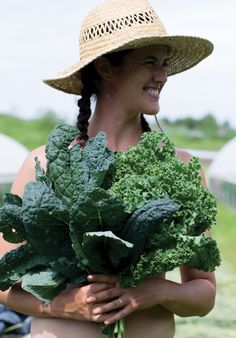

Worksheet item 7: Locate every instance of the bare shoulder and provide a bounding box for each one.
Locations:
[11,145,47,197]
[176,148,192,164]
[176,148,207,187]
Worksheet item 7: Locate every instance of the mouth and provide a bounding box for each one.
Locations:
[143,87,160,99]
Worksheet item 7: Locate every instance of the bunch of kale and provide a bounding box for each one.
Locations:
[0,124,221,337]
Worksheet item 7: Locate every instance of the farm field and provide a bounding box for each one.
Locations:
[168,203,236,338]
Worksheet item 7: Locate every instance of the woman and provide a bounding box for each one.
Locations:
[0,0,216,337]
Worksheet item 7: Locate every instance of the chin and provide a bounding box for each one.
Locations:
[142,103,160,116]
[143,108,160,116]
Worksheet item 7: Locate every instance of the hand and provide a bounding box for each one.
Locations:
[45,281,116,322]
[86,274,167,325]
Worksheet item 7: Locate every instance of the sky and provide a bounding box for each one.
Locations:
[1,0,236,127]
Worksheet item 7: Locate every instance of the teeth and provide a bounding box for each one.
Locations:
[145,88,159,98]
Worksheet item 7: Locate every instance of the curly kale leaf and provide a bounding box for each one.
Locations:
[120,233,221,287]
[185,234,222,271]
[110,131,217,234]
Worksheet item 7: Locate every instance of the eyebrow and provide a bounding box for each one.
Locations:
[143,56,158,60]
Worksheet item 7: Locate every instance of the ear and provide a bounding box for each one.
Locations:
[94,57,115,80]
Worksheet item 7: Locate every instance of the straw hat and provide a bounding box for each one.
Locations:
[43,0,214,95]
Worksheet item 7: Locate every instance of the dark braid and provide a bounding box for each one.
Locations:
[76,88,92,147]
[141,114,151,132]
[76,63,98,147]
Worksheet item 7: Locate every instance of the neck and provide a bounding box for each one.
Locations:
[88,96,143,152]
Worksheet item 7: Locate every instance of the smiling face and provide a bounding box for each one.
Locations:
[102,45,169,116]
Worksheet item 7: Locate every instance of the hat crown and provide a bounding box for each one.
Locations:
[80,0,167,57]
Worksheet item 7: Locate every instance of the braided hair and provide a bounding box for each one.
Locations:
[76,50,151,146]
[76,62,98,147]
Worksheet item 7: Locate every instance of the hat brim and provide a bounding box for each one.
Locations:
[43,35,213,95]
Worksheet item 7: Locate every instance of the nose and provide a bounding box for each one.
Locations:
[152,66,167,86]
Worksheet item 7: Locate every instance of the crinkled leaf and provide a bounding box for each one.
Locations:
[0,193,25,243]
[22,181,71,256]
[69,132,115,195]
[111,131,217,234]
[21,267,67,303]
[0,245,46,290]
[3,193,22,206]
[46,124,78,204]
[50,256,85,280]
[120,241,194,287]
[187,235,221,271]
[120,199,179,264]
[71,188,130,239]
[35,157,52,188]
[81,231,133,273]
[46,125,115,205]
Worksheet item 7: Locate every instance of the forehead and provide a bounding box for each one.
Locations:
[128,45,169,59]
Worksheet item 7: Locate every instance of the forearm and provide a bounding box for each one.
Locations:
[0,284,47,317]
[160,278,216,317]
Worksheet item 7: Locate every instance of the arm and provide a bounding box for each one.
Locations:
[82,269,215,325]
[161,265,216,317]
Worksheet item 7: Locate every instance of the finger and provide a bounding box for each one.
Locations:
[88,274,118,284]
[92,297,125,315]
[92,310,118,323]
[87,287,122,304]
[104,305,133,325]
[89,283,115,293]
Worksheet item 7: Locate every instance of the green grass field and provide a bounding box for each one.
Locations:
[169,203,236,338]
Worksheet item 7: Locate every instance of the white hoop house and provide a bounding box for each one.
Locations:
[208,137,236,209]
[0,134,29,185]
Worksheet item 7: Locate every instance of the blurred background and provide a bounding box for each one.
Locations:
[0,0,236,337]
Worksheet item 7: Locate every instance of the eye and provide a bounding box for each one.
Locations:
[162,58,169,68]
[145,60,156,66]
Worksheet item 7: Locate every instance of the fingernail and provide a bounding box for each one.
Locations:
[87,275,93,281]
[104,320,110,325]
[86,297,95,303]
[93,309,100,315]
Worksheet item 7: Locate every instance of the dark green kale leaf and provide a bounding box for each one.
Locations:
[70,188,130,239]
[69,132,115,195]
[0,193,26,243]
[45,125,115,206]
[81,231,133,273]
[21,267,67,303]
[22,181,71,258]
[119,199,179,265]
[45,124,78,204]
[0,245,47,290]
